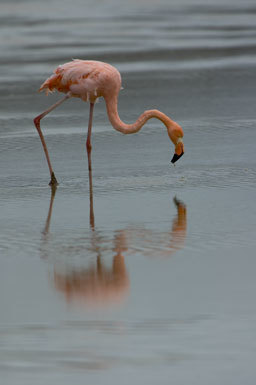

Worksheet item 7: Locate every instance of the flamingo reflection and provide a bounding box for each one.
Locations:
[53,232,129,306]
[41,167,186,307]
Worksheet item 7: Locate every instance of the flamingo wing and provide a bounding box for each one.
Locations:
[38,60,105,100]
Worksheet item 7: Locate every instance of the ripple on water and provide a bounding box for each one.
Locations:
[179,165,256,190]
[0,315,209,371]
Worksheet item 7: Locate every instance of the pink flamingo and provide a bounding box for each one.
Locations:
[34,59,184,185]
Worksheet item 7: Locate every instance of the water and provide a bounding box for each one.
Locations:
[0,0,256,384]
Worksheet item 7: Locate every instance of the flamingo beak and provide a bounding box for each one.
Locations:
[171,152,184,164]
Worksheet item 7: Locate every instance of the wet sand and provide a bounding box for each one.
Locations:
[1,0,256,384]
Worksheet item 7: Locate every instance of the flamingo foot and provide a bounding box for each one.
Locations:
[49,172,58,186]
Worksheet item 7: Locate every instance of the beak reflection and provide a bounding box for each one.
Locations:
[171,152,184,164]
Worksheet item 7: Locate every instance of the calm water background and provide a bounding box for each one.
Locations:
[0,0,256,384]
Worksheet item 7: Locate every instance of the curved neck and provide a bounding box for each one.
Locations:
[104,94,175,135]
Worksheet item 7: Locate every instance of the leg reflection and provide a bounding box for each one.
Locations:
[40,185,57,259]
[41,166,130,307]
[42,185,57,236]
[88,156,95,230]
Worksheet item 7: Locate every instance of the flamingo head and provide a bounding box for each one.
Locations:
[167,123,185,164]
[171,137,184,164]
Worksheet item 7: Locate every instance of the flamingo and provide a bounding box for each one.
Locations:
[34,59,184,186]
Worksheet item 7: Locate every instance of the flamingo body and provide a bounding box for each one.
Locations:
[39,59,122,103]
[34,59,184,185]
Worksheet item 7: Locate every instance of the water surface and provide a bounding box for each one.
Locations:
[0,0,256,384]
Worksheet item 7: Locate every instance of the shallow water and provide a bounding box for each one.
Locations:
[1,0,256,384]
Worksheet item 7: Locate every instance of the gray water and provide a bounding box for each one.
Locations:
[1,0,256,384]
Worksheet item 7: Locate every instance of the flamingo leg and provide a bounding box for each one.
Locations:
[34,93,71,186]
[86,102,95,172]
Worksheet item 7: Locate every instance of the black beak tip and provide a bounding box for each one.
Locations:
[171,152,184,164]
